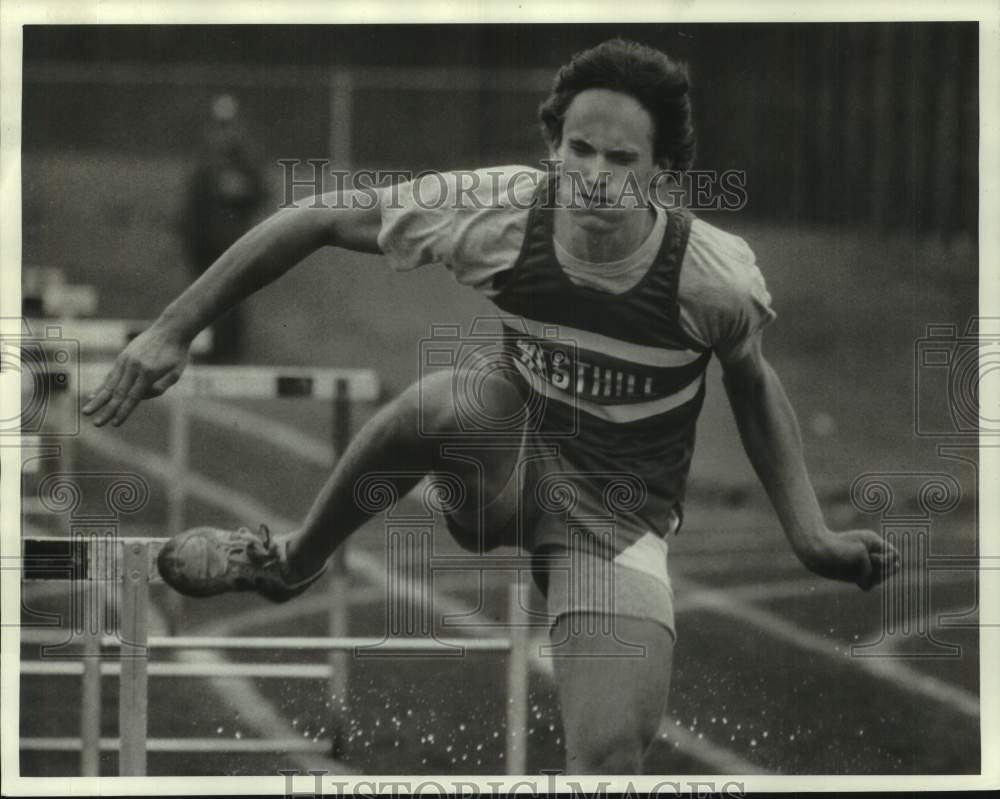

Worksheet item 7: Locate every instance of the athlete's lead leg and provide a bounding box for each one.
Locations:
[158,366,526,598]
[284,367,526,580]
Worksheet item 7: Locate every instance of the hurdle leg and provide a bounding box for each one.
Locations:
[327,551,351,756]
[50,379,75,476]
[505,578,529,775]
[118,541,150,776]
[162,398,190,634]
[167,398,189,539]
[80,579,102,776]
[325,378,354,756]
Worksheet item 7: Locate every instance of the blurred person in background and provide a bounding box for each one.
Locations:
[179,93,265,363]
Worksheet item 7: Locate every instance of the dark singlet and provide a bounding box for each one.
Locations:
[490,175,712,556]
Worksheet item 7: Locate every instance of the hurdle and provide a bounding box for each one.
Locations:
[19,362,534,775]
[22,266,98,318]
[36,317,214,357]
[21,361,377,770]
[19,535,532,775]
[19,318,213,518]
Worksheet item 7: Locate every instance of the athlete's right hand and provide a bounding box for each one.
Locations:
[81,322,191,427]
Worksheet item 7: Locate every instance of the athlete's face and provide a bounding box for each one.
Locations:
[550,88,661,228]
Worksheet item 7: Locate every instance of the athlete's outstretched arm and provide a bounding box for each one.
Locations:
[82,191,383,427]
[721,332,900,590]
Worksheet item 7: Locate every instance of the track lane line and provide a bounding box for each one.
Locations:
[673,574,980,719]
[142,587,357,773]
[79,427,769,773]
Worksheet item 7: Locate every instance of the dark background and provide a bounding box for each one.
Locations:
[24,23,978,234]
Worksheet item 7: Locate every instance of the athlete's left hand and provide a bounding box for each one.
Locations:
[799,528,901,591]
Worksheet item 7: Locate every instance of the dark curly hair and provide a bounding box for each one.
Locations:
[538,38,696,171]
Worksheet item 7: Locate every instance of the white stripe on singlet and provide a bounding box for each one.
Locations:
[513,358,705,423]
[509,316,703,368]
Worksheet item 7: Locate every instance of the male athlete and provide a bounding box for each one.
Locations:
[82,39,900,774]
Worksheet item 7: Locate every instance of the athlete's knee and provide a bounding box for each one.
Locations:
[409,367,526,438]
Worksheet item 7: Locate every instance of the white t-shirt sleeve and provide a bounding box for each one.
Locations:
[376,166,540,294]
[678,219,777,362]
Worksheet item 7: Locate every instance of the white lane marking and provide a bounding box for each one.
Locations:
[682,570,974,609]
[189,398,334,466]
[877,600,979,653]
[670,551,803,574]
[674,575,841,608]
[146,601,357,773]
[656,716,768,775]
[674,575,980,719]
[78,427,766,773]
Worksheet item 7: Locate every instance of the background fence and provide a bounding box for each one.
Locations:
[22,23,978,236]
[19,23,980,395]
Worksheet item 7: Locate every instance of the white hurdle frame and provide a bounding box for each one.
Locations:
[20,319,213,515]
[22,267,98,318]
[24,362,378,774]
[81,360,379,759]
[41,318,214,356]
[21,362,533,775]
[20,536,532,775]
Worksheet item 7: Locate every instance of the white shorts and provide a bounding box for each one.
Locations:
[537,530,677,641]
[440,414,680,639]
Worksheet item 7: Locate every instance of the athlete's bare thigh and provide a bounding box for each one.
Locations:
[552,613,674,773]
[419,365,529,546]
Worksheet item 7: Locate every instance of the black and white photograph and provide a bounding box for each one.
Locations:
[2,1,996,795]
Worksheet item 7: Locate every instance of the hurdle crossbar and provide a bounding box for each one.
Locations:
[24,285,99,318]
[36,319,213,355]
[19,536,530,775]
[20,630,514,652]
[67,363,380,400]
[21,737,332,754]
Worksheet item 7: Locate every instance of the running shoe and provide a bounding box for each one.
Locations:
[156,524,327,602]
